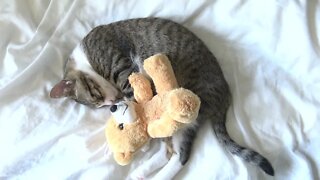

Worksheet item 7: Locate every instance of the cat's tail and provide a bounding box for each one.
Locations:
[212,119,274,176]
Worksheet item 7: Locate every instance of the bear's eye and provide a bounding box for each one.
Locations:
[110,105,117,112]
[118,123,124,130]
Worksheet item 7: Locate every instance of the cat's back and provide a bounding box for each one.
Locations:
[84,17,211,61]
[83,18,230,111]
[85,18,221,75]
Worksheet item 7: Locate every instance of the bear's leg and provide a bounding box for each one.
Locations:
[166,88,201,124]
[147,115,182,138]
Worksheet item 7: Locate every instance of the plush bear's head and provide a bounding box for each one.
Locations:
[105,54,200,166]
[105,102,149,165]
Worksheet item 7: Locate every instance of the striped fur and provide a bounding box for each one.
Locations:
[57,18,274,176]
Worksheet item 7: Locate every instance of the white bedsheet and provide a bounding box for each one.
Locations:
[0,0,319,179]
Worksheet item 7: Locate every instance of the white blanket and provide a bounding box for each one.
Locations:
[0,0,319,179]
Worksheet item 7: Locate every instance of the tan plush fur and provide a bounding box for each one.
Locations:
[105,104,148,165]
[105,54,201,165]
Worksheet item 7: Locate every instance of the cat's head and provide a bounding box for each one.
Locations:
[50,45,121,108]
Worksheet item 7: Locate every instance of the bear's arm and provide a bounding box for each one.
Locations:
[128,73,153,103]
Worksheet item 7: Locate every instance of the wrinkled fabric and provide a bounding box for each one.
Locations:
[0,0,319,179]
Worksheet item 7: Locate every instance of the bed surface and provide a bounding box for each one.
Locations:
[0,0,319,179]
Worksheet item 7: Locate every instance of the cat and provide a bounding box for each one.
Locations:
[50,17,274,178]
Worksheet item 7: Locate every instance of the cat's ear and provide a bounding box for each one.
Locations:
[50,80,75,98]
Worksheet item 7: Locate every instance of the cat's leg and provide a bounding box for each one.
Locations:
[151,124,199,180]
[129,123,198,180]
[128,140,170,180]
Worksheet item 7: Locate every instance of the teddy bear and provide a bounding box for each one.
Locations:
[105,54,201,165]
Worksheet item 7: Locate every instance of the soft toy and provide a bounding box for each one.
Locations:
[105,54,201,165]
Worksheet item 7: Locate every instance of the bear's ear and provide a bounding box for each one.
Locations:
[50,80,75,98]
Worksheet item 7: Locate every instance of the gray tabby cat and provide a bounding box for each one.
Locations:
[50,18,274,178]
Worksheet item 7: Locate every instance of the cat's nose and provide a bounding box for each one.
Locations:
[110,105,118,112]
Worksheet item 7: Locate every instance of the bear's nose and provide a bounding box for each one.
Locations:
[110,105,117,112]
